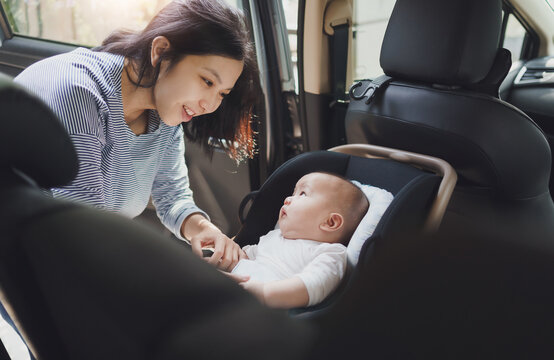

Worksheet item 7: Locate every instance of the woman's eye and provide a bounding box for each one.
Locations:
[203,78,213,87]
[220,93,228,99]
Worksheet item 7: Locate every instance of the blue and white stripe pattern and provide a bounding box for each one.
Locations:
[15,47,206,240]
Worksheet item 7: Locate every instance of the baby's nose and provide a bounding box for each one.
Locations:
[284,196,292,205]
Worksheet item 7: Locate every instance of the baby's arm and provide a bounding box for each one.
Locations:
[240,277,309,309]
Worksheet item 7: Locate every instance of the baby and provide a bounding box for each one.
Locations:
[231,172,369,309]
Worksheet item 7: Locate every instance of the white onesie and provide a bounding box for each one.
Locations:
[231,229,347,306]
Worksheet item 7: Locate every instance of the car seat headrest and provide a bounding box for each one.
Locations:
[467,48,512,97]
[0,73,78,188]
[380,0,502,86]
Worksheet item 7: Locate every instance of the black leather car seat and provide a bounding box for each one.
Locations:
[345,0,554,240]
[0,73,312,359]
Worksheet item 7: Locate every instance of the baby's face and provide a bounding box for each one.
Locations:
[278,173,338,241]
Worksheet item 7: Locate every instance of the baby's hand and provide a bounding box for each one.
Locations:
[239,280,266,305]
[219,270,250,283]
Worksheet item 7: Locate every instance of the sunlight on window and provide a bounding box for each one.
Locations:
[503,14,526,62]
[2,0,241,47]
[2,0,171,46]
[352,0,396,80]
[282,0,298,92]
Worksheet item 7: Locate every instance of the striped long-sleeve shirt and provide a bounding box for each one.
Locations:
[15,47,206,240]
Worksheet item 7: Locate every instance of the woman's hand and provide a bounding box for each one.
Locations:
[193,225,245,271]
[182,213,246,271]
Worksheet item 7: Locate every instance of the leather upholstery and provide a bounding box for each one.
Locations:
[0,73,77,188]
[380,0,502,86]
[347,81,551,199]
[346,0,554,239]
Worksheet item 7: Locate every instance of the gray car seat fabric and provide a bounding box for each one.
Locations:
[345,0,554,240]
[0,73,313,360]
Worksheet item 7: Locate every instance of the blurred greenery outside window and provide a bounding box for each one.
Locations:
[0,0,239,47]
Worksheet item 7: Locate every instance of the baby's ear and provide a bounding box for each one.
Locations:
[320,213,344,232]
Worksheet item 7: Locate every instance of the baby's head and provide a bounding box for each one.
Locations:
[278,172,369,244]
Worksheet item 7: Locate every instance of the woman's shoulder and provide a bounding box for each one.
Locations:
[68,47,124,74]
[16,47,124,97]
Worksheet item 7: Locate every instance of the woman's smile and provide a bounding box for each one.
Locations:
[182,105,196,122]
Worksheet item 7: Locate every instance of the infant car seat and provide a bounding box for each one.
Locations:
[235,143,456,318]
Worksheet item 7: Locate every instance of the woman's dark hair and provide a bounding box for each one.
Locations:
[94,0,261,161]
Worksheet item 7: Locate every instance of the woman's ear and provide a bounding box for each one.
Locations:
[151,36,171,67]
[320,213,344,233]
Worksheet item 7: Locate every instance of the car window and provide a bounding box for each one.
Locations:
[282,0,298,92]
[0,0,239,46]
[503,13,527,62]
[351,0,396,80]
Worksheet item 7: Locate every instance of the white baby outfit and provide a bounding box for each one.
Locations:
[231,229,347,306]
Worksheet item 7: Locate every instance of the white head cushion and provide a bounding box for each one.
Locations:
[347,181,394,265]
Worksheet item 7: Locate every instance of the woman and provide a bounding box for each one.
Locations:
[14,0,261,271]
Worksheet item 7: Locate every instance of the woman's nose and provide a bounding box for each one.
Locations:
[199,95,220,114]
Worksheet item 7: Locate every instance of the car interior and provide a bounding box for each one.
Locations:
[235,143,456,318]
[0,0,553,358]
[344,0,554,242]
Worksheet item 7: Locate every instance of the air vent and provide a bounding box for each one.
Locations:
[515,66,554,85]
[520,69,547,81]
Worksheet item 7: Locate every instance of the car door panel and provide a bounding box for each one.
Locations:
[184,139,254,236]
[0,37,75,77]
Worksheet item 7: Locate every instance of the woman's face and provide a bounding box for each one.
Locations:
[153,54,244,126]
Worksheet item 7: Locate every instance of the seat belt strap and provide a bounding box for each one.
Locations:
[349,74,393,104]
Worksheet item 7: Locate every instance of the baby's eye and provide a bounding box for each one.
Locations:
[203,78,213,87]
[299,191,306,196]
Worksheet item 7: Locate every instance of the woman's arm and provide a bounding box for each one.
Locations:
[152,129,245,270]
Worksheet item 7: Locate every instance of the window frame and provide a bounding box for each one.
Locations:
[500,1,540,61]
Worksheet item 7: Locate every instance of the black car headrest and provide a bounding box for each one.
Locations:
[0,73,78,188]
[380,0,502,86]
[467,48,512,97]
